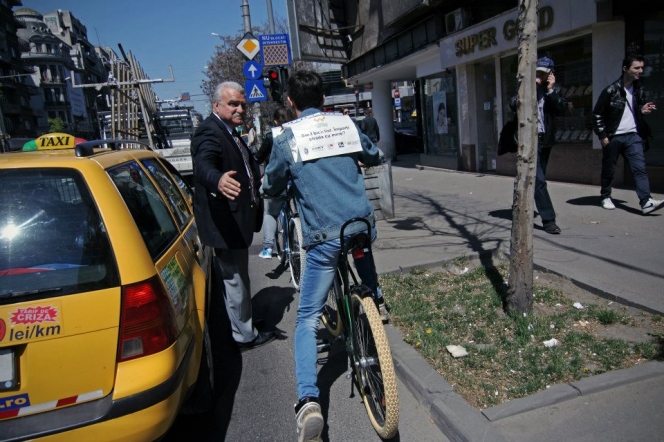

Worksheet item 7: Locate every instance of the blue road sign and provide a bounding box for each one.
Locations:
[243,60,262,80]
[245,80,267,102]
[260,34,292,67]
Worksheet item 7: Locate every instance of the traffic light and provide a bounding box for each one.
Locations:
[266,69,283,103]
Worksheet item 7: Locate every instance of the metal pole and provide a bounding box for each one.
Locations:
[241,0,252,34]
[266,0,275,34]
[241,0,262,146]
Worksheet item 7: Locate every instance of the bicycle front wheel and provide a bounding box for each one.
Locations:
[321,267,343,337]
[288,217,305,291]
[350,293,399,439]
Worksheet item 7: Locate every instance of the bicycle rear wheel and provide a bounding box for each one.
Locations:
[274,211,285,264]
[350,293,399,439]
[288,217,305,291]
[321,267,343,337]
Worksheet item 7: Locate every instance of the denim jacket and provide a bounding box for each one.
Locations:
[262,108,381,248]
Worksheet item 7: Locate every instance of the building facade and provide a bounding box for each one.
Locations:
[337,0,663,190]
[15,7,73,135]
[0,0,37,144]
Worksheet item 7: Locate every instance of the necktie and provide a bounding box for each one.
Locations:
[231,129,257,204]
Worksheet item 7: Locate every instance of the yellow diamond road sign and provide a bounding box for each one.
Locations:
[237,32,260,60]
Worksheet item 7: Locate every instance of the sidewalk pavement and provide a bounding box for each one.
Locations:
[375,154,664,442]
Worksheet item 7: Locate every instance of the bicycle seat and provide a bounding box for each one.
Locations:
[344,232,371,254]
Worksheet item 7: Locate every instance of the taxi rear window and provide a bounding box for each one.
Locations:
[0,169,119,300]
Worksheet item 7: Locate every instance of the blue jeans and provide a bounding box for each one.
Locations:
[262,197,283,249]
[601,133,651,205]
[294,229,382,400]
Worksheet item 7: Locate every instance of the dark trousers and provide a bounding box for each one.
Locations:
[600,133,651,206]
[536,138,556,226]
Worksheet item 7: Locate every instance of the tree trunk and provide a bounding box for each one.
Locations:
[506,0,538,314]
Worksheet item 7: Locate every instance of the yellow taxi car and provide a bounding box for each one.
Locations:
[0,133,213,441]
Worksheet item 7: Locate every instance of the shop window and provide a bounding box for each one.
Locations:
[644,15,664,167]
[423,71,459,156]
[501,34,593,146]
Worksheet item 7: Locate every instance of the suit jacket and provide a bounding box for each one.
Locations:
[191,114,263,249]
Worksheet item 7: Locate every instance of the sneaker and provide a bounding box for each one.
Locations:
[295,397,324,442]
[601,198,615,210]
[642,198,664,215]
[378,302,390,324]
[259,248,272,259]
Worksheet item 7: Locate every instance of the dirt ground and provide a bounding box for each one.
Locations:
[532,270,663,345]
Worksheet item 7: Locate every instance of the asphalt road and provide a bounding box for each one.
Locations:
[164,240,447,441]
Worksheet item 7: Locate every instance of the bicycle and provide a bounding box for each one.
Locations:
[272,183,305,291]
[319,217,399,439]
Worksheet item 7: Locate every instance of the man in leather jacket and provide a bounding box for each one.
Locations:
[509,56,567,234]
[592,52,662,214]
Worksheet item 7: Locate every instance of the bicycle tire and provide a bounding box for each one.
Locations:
[321,267,343,337]
[274,211,285,264]
[288,217,305,291]
[350,293,399,439]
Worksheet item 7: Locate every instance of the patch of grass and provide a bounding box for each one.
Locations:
[593,308,624,325]
[380,263,664,409]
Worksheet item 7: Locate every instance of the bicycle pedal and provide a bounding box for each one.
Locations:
[316,339,331,353]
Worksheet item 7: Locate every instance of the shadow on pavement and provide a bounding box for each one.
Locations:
[488,208,512,221]
[316,334,348,442]
[566,195,645,215]
[252,285,295,335]
[163,276,243,441]
[387,216,424,231]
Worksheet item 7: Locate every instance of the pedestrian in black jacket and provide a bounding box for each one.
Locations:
[360,108,380,144]
[509,56,567,234]
[191,81,274,351]
[592,50,662,215]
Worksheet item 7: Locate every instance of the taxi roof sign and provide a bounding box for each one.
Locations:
[23,133,86,151]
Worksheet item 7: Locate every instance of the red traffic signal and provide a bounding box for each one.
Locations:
[265,69,283,103]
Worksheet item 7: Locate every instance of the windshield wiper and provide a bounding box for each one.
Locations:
[0,287,62,300]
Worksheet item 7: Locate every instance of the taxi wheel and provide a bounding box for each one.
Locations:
[180,321,215,415]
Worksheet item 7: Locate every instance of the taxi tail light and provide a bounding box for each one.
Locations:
[118,276,177,362]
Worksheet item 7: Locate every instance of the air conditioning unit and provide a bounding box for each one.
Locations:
[445,8,470,35]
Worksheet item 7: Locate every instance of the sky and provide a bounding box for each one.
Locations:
[23,0,288,115]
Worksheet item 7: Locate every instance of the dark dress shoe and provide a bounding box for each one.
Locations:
[544,223,561,234]
[237,331,276,352]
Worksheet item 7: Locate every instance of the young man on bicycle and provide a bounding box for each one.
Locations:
[262,70,386,441]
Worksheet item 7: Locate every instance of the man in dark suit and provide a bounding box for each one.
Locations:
[191,81,275,351]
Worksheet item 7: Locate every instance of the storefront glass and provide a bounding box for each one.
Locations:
[643,15,664,166]
[500,34,593,146]
[423,71,459,156]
